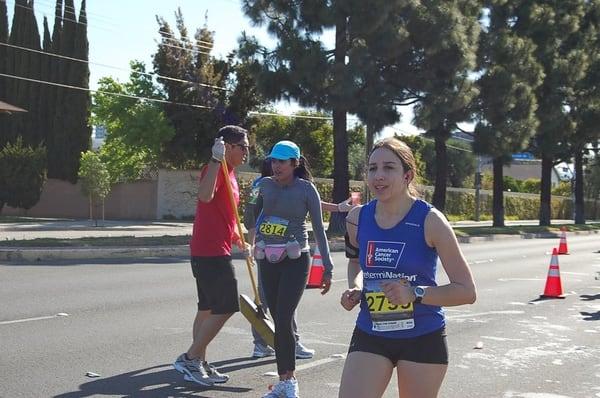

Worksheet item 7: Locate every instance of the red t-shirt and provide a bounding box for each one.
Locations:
[190,163,239,257]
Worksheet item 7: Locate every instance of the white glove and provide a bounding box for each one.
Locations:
[212,136,225,161]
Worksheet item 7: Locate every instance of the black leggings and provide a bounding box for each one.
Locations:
[259,252,310,375]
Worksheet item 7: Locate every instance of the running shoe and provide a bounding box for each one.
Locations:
[253,343,276,358]
[262,378,300,398]
[173,353,213,386]
[202,360,229,383]
[295,342,315,359]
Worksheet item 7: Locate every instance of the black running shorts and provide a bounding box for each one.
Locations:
[347,326,448,365]
[191,256,240,314]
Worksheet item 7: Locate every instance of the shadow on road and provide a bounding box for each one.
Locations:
[580,311,600,321]
[53,363,258,398]
[580,293,600,301]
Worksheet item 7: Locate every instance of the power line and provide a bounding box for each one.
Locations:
[248,110,334,120]
[158,33,215,52]
[0,72,214,109]
[4,1,238,58]
[391,127,474,153]
[5,0,114,31]
[158,29,217,48]
[31,0,117,23]
[0,42,229,92]
[0,72,357,122]
[154,39,213,56]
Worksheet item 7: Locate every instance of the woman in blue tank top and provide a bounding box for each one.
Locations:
[338,137,477,398]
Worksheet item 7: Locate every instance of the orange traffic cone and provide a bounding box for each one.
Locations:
[540,248,565,299]
[557,227,569,255]
[306,246,324,289]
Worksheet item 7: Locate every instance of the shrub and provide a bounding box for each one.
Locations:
[0,137,47,213]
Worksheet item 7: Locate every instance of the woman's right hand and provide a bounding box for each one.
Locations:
[340,288,361,311]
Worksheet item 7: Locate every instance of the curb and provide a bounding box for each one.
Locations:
[1,231,597,262]
[456,229,599,243]
[0,246,189,262]
[0,241,347,263]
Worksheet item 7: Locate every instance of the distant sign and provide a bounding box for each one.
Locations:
[511,152,535,160]
[94,125,107,139]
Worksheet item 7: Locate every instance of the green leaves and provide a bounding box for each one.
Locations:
[91,61,175,182]
[0,137,47,212]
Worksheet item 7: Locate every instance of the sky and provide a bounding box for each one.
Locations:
[5,0,420,137]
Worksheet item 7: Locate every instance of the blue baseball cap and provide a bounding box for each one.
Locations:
[268,140,301,160]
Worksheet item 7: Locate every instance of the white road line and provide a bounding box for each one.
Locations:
[446,310,524,320]
[498,278,544,282]
[296,356,344,372]
[0,313,68,325]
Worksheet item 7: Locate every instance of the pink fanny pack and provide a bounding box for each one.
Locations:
[264,244,287,263]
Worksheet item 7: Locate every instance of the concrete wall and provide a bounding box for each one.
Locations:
[156,170,199,220]
[3,178,157,220]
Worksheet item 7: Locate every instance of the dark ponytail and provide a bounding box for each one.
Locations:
[293,156,313,181]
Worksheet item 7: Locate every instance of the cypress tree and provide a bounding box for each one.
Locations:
[5,0,42,147]
[68,0,91,181]
[4,0,27,145]
[0,0,9,144]
[38,16,52,147]
[49,0,89,181]
[0,0,8,100]
[45,0,62,176]
[24,0,43,146]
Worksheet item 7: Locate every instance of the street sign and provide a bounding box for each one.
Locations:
[511,152,535,160]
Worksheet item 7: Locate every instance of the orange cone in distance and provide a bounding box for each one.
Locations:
[541,248,565,299]
[557,226,569,255]
[306,246,324,289]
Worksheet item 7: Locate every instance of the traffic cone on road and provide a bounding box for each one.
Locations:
[557,227,569,255]
[540,248,565,299]
[306,246,324,289]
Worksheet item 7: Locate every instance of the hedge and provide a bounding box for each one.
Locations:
[236,172,600,222]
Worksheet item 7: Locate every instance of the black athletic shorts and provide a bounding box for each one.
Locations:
[191,256,240,314]
[348,326,448,365]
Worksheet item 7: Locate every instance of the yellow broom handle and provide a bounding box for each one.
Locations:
[220,159,262,305]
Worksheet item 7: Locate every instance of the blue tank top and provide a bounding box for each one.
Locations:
[355,199,444,338]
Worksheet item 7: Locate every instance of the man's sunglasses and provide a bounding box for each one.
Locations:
[230,143,250,151]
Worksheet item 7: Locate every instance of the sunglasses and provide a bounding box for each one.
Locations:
[230,143,250,151]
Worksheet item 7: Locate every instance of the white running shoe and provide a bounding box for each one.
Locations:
[253,343,276,358]
[262,378,300,398]
[202,360,229,383]
[295,342,315,359]
[173,353,213,386]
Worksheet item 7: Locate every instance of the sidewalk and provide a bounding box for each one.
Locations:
[0,218,594,262]
[0,218,344,262]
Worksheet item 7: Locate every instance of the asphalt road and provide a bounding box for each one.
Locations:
[1,235,599,398]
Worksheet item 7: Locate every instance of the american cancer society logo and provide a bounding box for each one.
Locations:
[366,241,405,268]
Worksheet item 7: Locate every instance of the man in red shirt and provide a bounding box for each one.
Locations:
[173,125,250,386]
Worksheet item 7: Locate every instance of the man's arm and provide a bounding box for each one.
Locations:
[197,137,225,203]
[197,161,221,203]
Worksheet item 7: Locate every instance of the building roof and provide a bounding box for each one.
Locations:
[0,101,27,114]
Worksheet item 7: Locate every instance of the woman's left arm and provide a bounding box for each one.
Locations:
[421,209,476,306]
